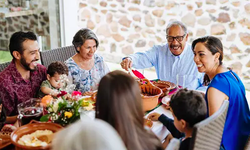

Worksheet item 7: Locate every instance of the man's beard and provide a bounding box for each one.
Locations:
[20,56,38,71]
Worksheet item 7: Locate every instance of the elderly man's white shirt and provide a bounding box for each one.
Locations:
[129,43,204,90]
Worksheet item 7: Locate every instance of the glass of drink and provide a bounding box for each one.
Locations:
[17,98,43,125]
[176,74,186,89]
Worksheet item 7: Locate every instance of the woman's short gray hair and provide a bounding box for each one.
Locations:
[52,118,126,150]
[166,20,188,35]
[72,28,99,53]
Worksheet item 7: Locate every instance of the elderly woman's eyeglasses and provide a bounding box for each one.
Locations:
[166,34,186,42]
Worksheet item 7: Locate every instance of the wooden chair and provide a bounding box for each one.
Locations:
[165,138,180,150]
[0,61,11,72]
[40,45,76,68]
[189,100,229,150]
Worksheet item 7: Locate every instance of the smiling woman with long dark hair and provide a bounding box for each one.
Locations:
[192,36,250,150]
[95,70,163,150]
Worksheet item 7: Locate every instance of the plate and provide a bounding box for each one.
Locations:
[152,80,176,90]
[161,95,171,105]
[0,133,11,149]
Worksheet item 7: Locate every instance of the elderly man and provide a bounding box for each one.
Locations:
[0,31,47,124]
[121,21,204,90]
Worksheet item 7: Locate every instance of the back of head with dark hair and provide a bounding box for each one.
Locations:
[9,31,37,58]
[191,36,224,86]
[170,89,207,127]
[72,28,99,53]
[47,61,68,77]
[96,70,163,150]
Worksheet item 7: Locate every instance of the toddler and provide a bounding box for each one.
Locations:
[38,61,69,98]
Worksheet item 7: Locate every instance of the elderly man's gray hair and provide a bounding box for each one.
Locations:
[166,20,188,35]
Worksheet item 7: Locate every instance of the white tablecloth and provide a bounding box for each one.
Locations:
[81,105,173,141]
[145,105,173,141]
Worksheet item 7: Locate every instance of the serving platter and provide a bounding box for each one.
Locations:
[151,80,176,90]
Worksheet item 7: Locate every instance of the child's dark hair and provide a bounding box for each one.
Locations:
[47,61,68,77]
[170,89,207,127]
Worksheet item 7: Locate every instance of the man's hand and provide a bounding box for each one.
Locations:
[147,112,161,121]
[120,58,132,71]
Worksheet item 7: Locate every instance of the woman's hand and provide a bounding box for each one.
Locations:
[120,58,132,71]
[147,112,161,121]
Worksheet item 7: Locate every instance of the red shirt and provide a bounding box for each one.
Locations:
[0,60,47,116]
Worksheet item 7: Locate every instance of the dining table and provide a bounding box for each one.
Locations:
[145,105,173,141]
[81,103,173,142]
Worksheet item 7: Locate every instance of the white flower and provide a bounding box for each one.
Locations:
[48,107,53,113]
[59,74,76,93]
[51,97,64,112]
[50,89,60,96]
[51,113,58,121]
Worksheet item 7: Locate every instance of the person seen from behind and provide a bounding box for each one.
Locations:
[95,70,163,150]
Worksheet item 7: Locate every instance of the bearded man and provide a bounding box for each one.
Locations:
[0,31,46,123]
[121,21,204,90]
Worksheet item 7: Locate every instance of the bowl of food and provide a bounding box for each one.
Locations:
[139,79,162,112]
[152,80,176,97]
[10,120,63,150]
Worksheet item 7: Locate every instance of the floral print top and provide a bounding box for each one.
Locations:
[65,54,109,93]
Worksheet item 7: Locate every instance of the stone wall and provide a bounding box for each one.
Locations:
[78,0,250,89]
[0,0,50,50]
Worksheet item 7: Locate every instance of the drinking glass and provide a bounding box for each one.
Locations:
[17,98,43,125]
[176,74,186,89]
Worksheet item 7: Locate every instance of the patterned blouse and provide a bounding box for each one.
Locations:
[65,54,109,93]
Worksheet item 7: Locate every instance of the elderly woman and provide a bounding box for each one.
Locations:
[192,36,250,150]
[96,70,163,150]
[65,28,109,93]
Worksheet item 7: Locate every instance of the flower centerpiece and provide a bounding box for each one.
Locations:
[40,91,95,127]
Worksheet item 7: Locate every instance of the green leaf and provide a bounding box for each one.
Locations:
[58,101,67,111]
[40,114,50,122]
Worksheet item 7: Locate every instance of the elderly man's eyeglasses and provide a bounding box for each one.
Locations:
[166,34,186,42]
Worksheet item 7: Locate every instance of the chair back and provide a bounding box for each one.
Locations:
[165,138,180,150]
[0,61,11,72]
[189,100,229,150]
[40,45,76,68]
[244,136,250,150]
